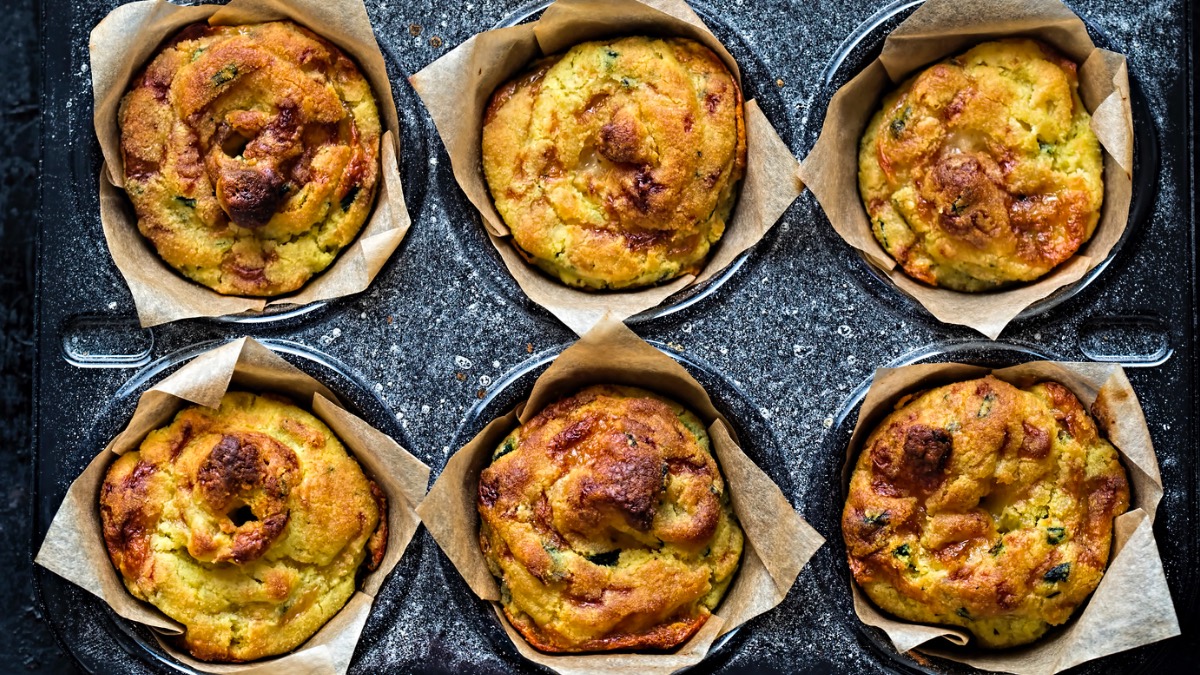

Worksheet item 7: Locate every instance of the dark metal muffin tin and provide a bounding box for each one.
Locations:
[33,0,1196,672]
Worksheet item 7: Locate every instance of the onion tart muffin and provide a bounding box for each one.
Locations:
[119,21,381,296]
[858,40,1104,291]
[478,385,743,652]
[482,37,746,290]
[842,376,1129,648]
[100,392,387,662]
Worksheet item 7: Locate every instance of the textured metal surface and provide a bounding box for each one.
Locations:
[3,0,76,669]
[30,0,1196,673]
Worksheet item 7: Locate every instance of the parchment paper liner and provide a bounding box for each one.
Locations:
[798,0,1134,340]
[91,0,412,327]
[35,337,430,675]
[417,319,824,675]
[842,361,1178,675]
[410,0,804,336]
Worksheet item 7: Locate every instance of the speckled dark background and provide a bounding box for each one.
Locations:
[10,0,1198,672]
[2,0,76,670]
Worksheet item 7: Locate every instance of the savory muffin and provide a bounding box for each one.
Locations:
[481,37,746,290]
[118,21,381,296]
[842,376,1129,648]
[478,385,743,652]
[858,39,1104,291]
[100,392,387,662]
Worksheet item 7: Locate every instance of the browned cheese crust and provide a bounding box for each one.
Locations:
[858,40,1104,291]
[477,385,743,652]
[100,392,387,662]
[842,376,1129,648]
[481,37,746,290]
[118,21,381,296]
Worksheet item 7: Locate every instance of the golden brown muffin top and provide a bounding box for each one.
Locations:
[858,39,1103,292]
[842,376,1129,648]
[119,21,380,296]
[482,37,746,290]
[478,385,743,652]
[100,392,386,662]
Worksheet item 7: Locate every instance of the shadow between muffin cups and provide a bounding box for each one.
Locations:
[417,319,824,674]
[34,337,429,674]
[798,0,1136,340]
[90,0,412,327]
[408,0,804,336]
[839,360,1177,674]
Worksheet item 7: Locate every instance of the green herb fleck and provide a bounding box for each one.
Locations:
[340,185,361,212]
[956,607,971,619]
[875,219,890,250]
[1058,430,1074,443]
[493,437,516,461]
[625,433,638,447]
[893,544,910,557]
[989,540,1005,556]
[586,550,620,566]
[889,106,912,138]
[946,421,961,433]
[978,393,996,418]
[1039,140,1056,155]
[1046,527,1066,545]
[212,64,238,86]
[863,511,890,527]
[1044,562,1071,583]
[175,196,196,208]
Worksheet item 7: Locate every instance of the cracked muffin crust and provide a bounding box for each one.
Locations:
[842,376,1129,648]
[477,385,743,652]
[118,21,380,296]
[858,39,1104,292]
[481,37,746,290]
[100,392,387,662]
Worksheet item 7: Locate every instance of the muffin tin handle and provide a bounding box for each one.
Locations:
[61,314,154,368]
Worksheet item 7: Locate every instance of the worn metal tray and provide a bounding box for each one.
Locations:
[33,0,1196,672]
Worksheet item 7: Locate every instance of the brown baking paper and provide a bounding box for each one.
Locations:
[417,319,824,675]
[90,0,412,327]
[842,361,1178,675]
[410,0,804,336]
[35,337,430,675]
[799,0,1134,339]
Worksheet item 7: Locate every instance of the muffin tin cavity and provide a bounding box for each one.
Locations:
[34,339,420,675]
[815,342,1058,674]
[442,0,796,324]
[804,1,1159,328]
[434,340,790,670]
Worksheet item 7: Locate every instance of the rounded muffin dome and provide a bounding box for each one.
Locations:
[118,21,381,297]
[477,385,743,652]
[857,39,1104,292]
[481,36,747,290]
[842,376,1129,648]
[100,392,387,662]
